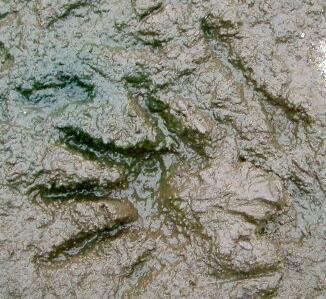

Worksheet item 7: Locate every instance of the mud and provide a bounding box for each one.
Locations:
[0,0,325,298]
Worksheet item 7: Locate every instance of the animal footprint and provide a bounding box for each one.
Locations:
[163,160,285,295]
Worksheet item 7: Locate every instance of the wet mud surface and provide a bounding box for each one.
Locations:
[0,0,325,298]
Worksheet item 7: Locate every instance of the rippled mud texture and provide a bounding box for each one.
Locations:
[0,0,325,298]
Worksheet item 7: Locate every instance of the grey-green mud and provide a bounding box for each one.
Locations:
[0,0,325,298]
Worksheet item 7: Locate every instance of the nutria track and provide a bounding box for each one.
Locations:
[0,1,325,297]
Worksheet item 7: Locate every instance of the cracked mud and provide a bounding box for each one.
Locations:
[0,0,325,298]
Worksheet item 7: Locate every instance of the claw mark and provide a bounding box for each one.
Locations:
[131,0,162,20]
[16,75,94,105]
[37,224,128,263]
[46,1,91,27]
[0,41,14,72]
[59,126,167,166]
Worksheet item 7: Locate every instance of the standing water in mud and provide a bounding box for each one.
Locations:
[0,0,325,298]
